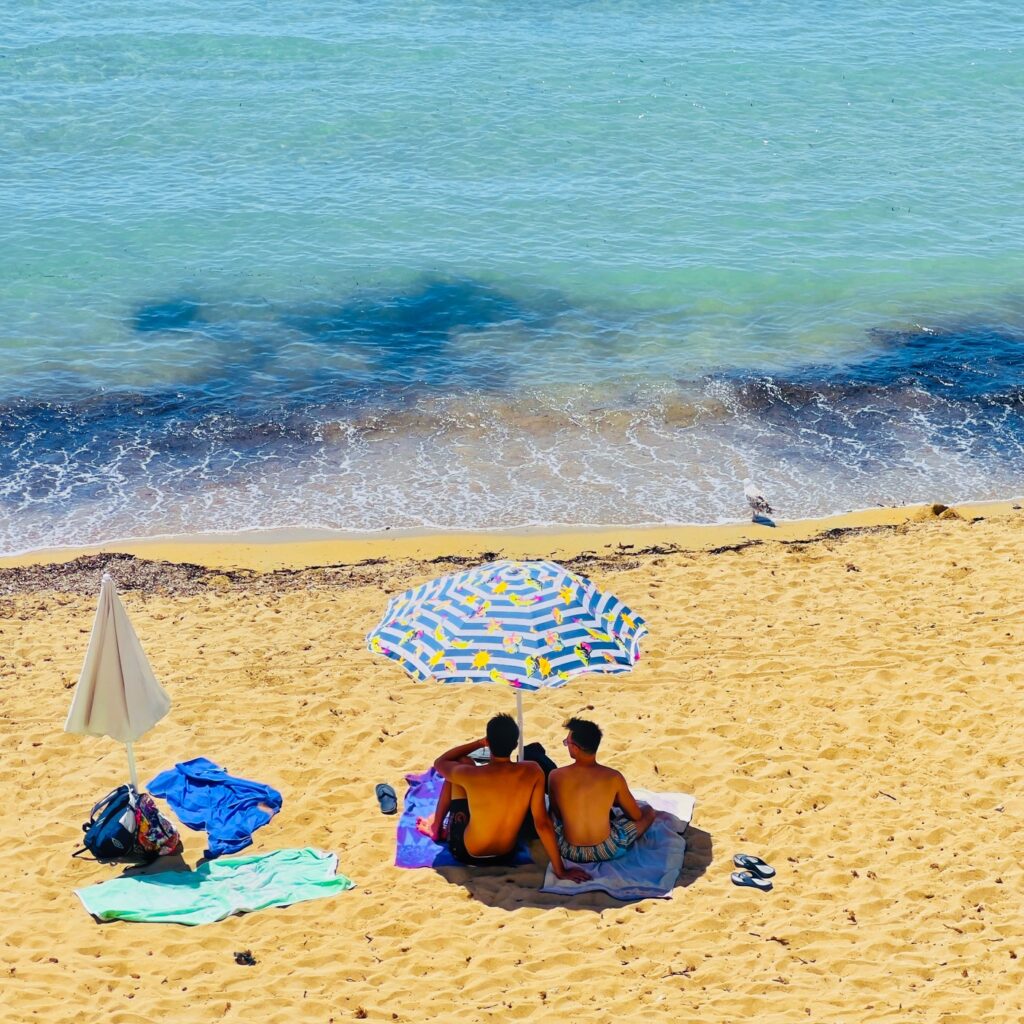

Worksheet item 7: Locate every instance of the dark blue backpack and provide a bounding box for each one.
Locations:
[73,784,138,861]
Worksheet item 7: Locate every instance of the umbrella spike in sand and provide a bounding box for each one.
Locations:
[65,573,171,790]
[367,559,647,760]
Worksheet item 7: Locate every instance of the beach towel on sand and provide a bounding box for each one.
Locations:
[75,848,353,925]
[148,757,282,858]
[541,791,696,900]
[395,768,532,868]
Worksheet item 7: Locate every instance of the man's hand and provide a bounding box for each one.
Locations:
[415,814,445,843]
[554,865,591,884]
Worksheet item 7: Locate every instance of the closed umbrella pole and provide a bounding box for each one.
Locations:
[125,742,139,791]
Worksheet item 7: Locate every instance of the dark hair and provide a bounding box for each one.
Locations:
[487,712,520,758]
[565,717,602,754]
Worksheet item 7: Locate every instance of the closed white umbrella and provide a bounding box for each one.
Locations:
[65,573,171,790]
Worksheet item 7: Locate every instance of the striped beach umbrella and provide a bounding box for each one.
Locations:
[366,559,647,758]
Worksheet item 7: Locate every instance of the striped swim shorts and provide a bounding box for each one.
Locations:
[555,814,639,864]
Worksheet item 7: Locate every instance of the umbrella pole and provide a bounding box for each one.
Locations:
[125,742,140,792]
[515,690,525,762]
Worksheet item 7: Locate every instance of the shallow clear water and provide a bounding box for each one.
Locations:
[2,2,1023,552]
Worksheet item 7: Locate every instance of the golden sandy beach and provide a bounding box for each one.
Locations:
[1,504,1022,1023]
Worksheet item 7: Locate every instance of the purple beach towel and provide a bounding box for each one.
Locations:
[394,768,532,869]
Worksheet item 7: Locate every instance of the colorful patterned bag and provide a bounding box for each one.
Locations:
[134,792,181,857]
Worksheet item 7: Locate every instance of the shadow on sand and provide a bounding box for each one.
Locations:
[432,823,713,912]
[118,848,191,877]
[98,829,714,918]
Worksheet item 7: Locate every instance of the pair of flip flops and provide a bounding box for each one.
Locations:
[375,783,398,815]
[730,853,775,892]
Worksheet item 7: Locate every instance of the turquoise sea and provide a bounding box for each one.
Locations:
[2,1,1023,553]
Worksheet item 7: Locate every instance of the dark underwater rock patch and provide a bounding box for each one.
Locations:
[133,296,203,333]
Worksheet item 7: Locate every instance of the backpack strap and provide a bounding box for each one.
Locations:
[86,784,137,824]
[87,787,121,823]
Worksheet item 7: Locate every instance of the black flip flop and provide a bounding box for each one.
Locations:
[731,870,773,892]
[733,853,776,879]
[375,783,398,815]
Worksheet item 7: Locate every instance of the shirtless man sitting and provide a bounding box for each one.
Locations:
[421,713,589,883]
[548,717,656,864]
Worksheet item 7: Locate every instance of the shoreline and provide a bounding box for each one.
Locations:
[1,497,1018,572]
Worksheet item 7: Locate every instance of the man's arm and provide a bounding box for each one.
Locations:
[613,771,646,821]
[546,768,563,822]
[614,772,657,835]
[433,738,486,781]
[530,769,589,883]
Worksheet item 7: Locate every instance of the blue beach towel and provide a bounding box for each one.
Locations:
[148,757,282,858]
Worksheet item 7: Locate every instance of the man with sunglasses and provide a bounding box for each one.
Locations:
[548,717,656,863]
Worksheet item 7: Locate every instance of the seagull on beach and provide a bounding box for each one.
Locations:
[743,478,773,521]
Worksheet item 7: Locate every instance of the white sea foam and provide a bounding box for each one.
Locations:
[1,379,1022,556]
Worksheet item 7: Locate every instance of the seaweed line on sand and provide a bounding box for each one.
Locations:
[0,522,930,600]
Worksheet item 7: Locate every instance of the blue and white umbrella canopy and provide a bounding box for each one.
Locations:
[366,559,647,692]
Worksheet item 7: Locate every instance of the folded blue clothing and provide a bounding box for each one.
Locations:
[148,757,282,858]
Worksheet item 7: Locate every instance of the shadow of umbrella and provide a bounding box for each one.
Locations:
[678,824,714,888]
[432,823,713,911]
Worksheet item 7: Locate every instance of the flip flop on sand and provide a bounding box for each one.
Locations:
[731,870,773,892]
[375,783,398,815]
[733,853,776,879]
